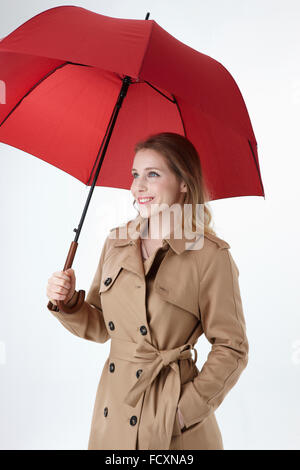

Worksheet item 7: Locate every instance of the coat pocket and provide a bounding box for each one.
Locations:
[180,417,206,436]
[154,281,199,320]
[179,413,224,450]
[172,407,182,437]
[99,265,123,294]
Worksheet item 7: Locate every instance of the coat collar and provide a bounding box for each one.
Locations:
[109,213,206,255]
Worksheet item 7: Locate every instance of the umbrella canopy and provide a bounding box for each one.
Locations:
[0,5,264,201]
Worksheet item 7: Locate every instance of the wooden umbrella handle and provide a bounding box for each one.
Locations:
[47,240,86,314]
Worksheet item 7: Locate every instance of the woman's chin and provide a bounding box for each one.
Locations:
[138,205,152,216]
[139,202,165,219]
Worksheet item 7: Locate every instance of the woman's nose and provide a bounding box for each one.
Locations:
[135,176,147,190]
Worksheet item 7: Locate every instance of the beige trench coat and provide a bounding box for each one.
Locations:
[47,213,249,450]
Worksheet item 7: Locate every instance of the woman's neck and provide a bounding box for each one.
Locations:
[147,206,183,242]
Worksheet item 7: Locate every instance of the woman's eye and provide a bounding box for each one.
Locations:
[132,171,159,178]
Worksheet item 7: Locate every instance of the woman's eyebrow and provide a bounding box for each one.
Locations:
[131,167,162,172]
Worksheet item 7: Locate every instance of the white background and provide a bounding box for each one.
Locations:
[0,0,299,450]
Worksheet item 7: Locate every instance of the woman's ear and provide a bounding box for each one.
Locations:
[180,180,187,193]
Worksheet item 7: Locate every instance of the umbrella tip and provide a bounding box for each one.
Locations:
[145,12,150,20]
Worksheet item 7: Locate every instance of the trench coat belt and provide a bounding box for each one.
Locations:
[109,336,198,450]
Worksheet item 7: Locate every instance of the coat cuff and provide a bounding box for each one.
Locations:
[47,290,80,313]
[178,380,213,429]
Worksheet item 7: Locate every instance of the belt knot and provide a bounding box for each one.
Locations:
[159,347,181,367]
[112,337,198,450]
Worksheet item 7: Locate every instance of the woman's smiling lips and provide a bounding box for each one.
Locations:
[138,197,155,204]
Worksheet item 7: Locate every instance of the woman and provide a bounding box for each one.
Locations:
[46,132,249,450]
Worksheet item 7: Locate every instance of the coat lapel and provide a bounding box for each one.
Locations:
[108,215,146,281]
[108,211,207,281]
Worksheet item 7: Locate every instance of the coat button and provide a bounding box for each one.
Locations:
[140,325,147,335]
[104,407,108,417]
[136,369,143,379]
[130,415,138,426]
[104,277,112,286]
[109,362,115,373]
[108,321,115,330]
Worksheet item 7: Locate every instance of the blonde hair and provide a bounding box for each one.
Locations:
[134,132,216,236]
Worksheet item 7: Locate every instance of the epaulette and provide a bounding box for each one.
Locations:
[109,220,130,233]
[204,231,231,249]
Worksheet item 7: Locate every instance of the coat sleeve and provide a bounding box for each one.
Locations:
[46,235,110,344]
[177,246,249,429]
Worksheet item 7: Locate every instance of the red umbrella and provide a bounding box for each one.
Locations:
[0,6,264,312]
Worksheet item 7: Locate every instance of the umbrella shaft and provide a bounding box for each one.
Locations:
[73,76,131,243]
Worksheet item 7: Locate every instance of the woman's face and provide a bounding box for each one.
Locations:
[130,148,187,219]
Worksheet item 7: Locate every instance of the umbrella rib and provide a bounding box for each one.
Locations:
[145,78,259,147]
[173,95,187,137]
[248,139,265,197]
[0,61,90,128]
[144,80,176,103]
[141,81,187,137]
